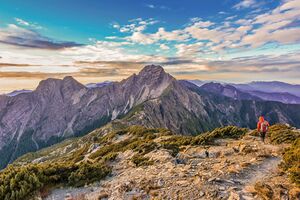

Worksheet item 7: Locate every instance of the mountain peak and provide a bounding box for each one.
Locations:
[36,76,85,93]
[36,78,61,90]
[138,64,165,75]
[63,76,76,82]
[137,64,174,82]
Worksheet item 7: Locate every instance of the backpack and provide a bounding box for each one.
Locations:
[260,121,269,132]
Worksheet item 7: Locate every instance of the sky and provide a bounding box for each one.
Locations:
[0,0,300,93]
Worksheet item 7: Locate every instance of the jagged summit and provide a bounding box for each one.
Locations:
[139,64,165,75]
[36,76,85,92]
[138,65,171,80]
[136,64,175,86]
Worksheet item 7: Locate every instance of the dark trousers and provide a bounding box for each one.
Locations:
[260,132,266,143]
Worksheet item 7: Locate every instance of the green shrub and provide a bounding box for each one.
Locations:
[68,162,111,187]
[89,138,135,159]
[70,144,89,163]
[160,126,248,147]
[160,135,193,146]
[160,143,180,157]
[131,155,154,167]
[98,131,118,144]
[268,124,300,144]
[281,138,300,186]
[127,126,159,138]
[102,152,118,162]
[131,141,158,154]
[0,162,111,200]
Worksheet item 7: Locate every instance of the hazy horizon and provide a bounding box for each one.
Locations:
[1,0,300,93]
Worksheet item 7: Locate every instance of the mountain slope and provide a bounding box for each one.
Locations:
[6,124,300,200]
[199,82,261,101]
[124,80,300,134]
[0,65,174,169]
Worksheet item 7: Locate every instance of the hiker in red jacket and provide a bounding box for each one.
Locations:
[257,116,270,143]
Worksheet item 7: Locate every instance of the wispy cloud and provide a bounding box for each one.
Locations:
[0,62,33,67]
[146,4,155,9]
[14,18,43,29]
[145,4,170,10]
[233,0,257,10]
[0,24,82,49]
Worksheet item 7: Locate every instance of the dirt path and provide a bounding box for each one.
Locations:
[192,134,286,199]
[43,135,287,200]
[243,156,281,185]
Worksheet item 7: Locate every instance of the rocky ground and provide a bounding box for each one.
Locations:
[44,133,299,200]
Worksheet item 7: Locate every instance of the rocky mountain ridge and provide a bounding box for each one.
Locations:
[0,65,174,168]
[1,65,300,169]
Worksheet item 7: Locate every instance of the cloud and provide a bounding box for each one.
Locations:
[146,4,155,9]
[238,0,300,47]
[241,28,300,47]
[233,0,257,10]
[15,18,30,26]
[145,4,170,10]
[125,27,189,45]
[14,18,43,29]
[112,24,120,29]
[62,40,132,61]
[155,28,189,41]
[204,52,300,74]
[0,62,34,67]
[160,44,170,50]
[113,18,158,33]
[118,18,220,46]
[105,36,118,40]
[0,71,55,78]
[185,25,224,43]
[225,15,238,20]
[127,31,156,44]
[0,24,82,49]
[175,43,204,58]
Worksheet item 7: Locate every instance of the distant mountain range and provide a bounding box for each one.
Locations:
[188,80,300,104]
[197,82,300,104]
[85,81,112,89]
[1,65,300,169]
[233,81,300,97]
